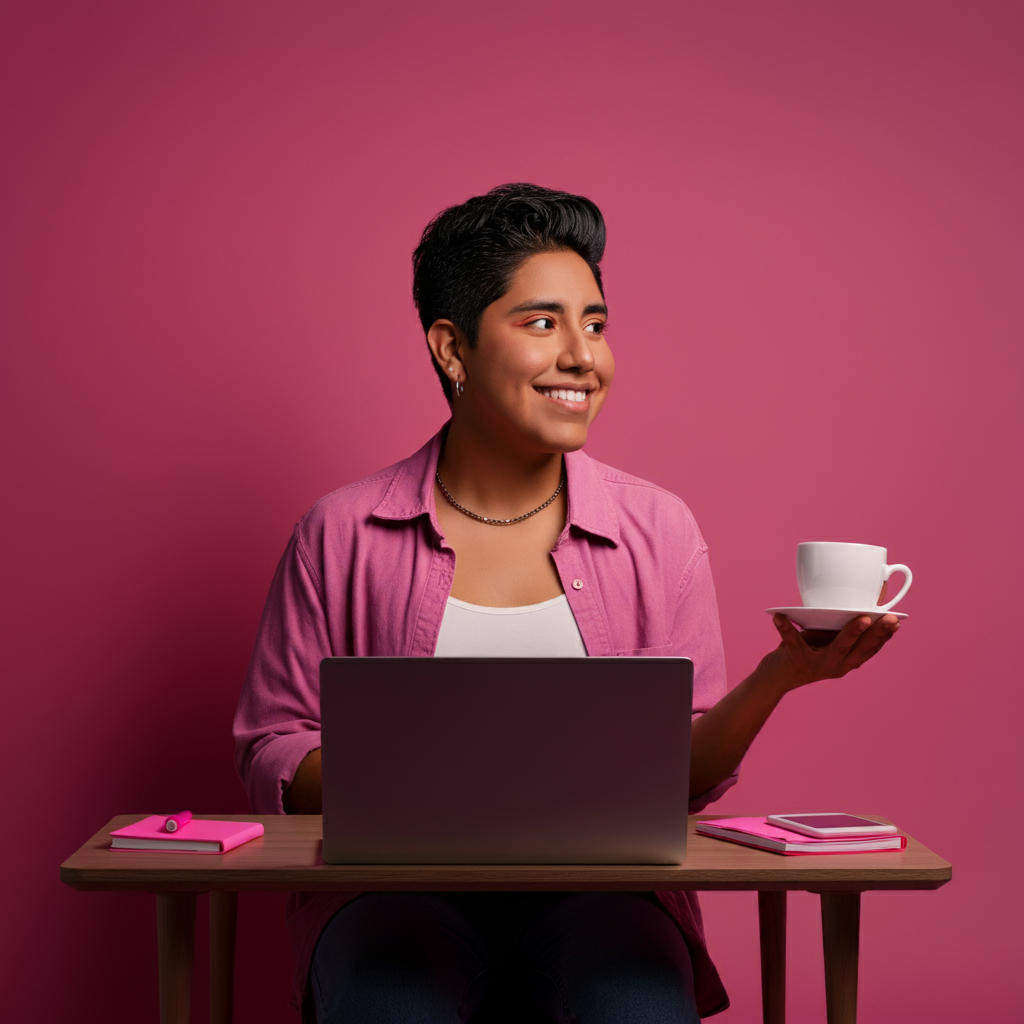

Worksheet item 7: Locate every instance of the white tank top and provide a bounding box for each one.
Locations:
[434,594,588,658]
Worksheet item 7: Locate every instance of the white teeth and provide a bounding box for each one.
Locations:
[538,388,587,402]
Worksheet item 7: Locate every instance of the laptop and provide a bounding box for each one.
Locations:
[320,656,693,865]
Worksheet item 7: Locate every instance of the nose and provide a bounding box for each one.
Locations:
[557,324,596,373]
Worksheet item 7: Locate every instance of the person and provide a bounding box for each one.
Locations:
[233,184,900,1023]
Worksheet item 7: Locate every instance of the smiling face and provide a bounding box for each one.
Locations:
[437,249,614,456]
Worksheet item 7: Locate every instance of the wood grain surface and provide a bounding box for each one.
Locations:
[61,814,951,893]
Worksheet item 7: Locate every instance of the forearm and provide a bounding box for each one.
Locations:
[689,662,790,799]
[689,612,899,799]
[283,748,323,814]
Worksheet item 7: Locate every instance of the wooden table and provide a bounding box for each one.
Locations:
[61,814,950,1024]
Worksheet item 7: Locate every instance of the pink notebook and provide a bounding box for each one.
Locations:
[696,817,906,855]
[109,816,264,854]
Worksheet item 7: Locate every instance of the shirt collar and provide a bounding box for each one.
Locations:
[372,422,620,547]
[563,447,620,546]
[371,427,446,529]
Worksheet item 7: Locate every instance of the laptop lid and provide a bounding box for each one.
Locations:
[320,657,693,865]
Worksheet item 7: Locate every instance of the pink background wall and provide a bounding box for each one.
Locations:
[2,1,1021,1019]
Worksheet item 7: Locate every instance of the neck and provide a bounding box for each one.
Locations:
[438,417,565,519]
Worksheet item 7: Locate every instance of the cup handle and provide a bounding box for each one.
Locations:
[878,564,912,611]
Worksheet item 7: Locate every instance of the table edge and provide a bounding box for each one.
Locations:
[60,813,952,893]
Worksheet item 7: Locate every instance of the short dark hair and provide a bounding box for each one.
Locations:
[412,183,606,401]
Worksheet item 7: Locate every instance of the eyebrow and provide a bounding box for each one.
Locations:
[505,300,608,317]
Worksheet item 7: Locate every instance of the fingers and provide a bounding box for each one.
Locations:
[773,613,870,658]
[772,613,811,650]
[831,615,873,658]
[843,614,901,668]
[772,612,800,640]
[771,612,901,686]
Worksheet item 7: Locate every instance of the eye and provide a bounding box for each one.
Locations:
[527,317,555,330]
[584,321,607,335]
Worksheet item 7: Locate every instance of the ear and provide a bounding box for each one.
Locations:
[426,320,466,384]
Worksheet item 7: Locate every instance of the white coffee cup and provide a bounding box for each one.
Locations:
[796,542,912,611]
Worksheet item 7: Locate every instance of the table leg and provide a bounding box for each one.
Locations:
[210,891,238,1024]
[758,891,787,1024]
[820,892,861,1024]
[157,892,198,1024]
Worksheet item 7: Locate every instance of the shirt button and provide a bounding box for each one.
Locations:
[571,579,584,590]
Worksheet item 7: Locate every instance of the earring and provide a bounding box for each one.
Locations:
[455,380,464,398]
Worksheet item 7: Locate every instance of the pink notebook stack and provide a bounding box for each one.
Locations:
[696,817,906,855]
[109,816,264,854]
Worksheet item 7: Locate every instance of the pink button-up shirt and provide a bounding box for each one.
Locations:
[234,425,736,1017]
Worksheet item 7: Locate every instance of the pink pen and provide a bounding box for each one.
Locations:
[164,811,192,833]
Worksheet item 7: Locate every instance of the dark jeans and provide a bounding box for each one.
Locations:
[311,891,701,1024]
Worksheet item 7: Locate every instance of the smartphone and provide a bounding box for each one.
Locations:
[766,813,899,838]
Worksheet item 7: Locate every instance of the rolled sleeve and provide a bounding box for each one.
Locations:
[688,755,739,814]
[234,528,331,814]
[245,729,323,815]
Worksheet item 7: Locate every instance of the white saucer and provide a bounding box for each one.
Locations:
[766,606,909,631]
